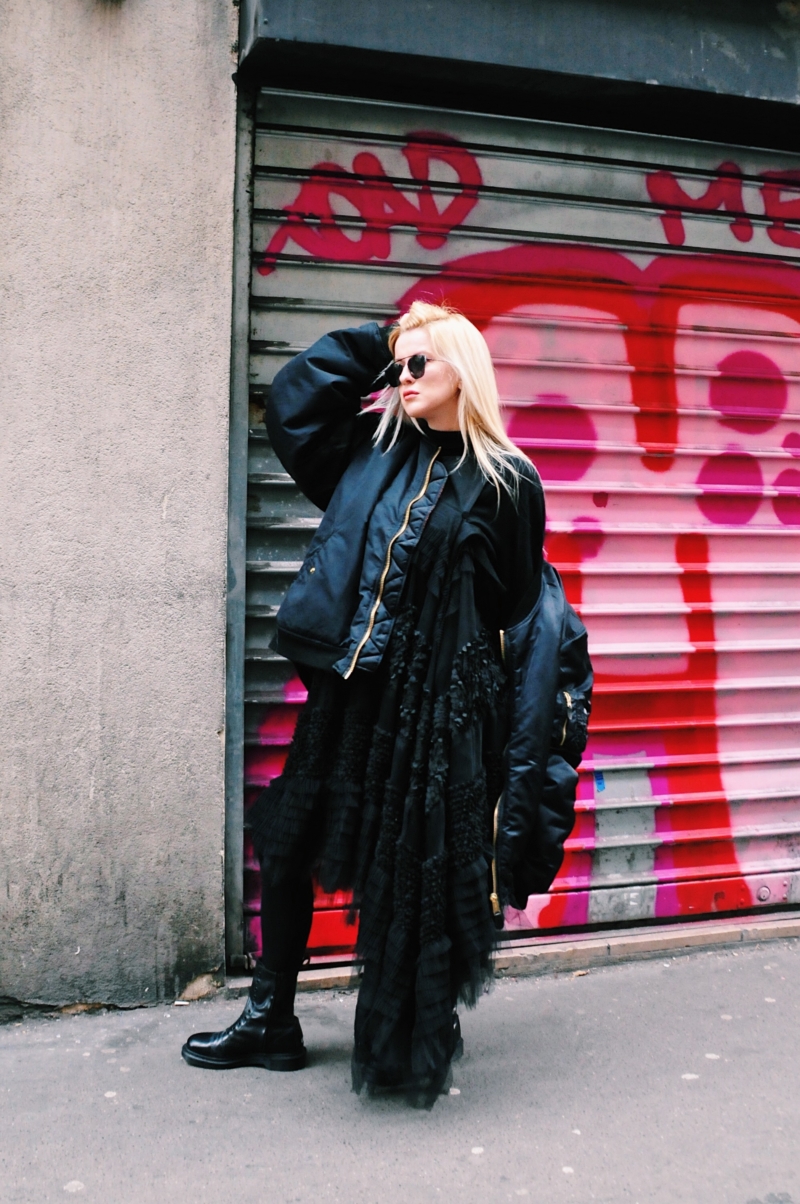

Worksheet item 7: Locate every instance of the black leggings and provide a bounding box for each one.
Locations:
[260,874,315,974]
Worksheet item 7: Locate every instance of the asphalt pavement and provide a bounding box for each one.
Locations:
[2,938,799,1204]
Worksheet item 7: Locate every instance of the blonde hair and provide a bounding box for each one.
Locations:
[372,301,525,499]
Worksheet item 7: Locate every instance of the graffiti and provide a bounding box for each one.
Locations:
[249,129,800,951]
[396,242,800,928]
[647,161,800,250]
[761,170,800,249]
[647,161,753,247]
[258,133,481,275]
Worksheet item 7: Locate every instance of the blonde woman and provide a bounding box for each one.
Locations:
[183,303,591,1106]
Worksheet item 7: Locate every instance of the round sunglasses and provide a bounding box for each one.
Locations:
[383,353,440,389]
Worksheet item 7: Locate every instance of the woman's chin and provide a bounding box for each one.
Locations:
[402,404,430,422]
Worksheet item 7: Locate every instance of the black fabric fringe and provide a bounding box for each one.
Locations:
[248,534,509,1108]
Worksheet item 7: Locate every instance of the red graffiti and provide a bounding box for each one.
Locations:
[760,169,800,249]
[394,242,800,927]
[650,531,737,920]
[251,233,800,950]
[647,161,800,251]
[646,161,753,247]
[392,243,800,475]
[258,133,482,276]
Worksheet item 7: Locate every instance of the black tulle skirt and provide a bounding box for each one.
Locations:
[248,536,508,1106]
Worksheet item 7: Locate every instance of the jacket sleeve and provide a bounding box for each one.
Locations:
[265,322,392,510]
[495,462,546,631]
[497,567,593,911]
[497,586,563,911]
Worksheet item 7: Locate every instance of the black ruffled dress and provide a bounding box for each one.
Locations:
[248,427,512,1104]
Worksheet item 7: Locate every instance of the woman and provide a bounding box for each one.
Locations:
[182,302,590,1105]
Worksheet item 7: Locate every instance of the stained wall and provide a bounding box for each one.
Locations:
[0,0,237,1005]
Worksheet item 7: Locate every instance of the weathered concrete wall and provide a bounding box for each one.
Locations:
[0,0,237,1006]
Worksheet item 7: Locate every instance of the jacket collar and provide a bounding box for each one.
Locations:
[418,419,464,457]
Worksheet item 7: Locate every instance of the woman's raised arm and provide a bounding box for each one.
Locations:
[266,322,392,510]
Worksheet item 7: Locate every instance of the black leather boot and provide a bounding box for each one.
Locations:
[181,962,306,1071]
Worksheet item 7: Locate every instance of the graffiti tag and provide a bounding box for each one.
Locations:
[258,133,482,275]
[647,161,800,249]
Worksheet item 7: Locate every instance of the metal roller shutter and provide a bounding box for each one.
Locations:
[241,88,800,960]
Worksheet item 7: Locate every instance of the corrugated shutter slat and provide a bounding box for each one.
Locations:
[242,89,800,958]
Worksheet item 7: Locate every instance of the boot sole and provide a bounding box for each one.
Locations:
[181,1043,307,1072]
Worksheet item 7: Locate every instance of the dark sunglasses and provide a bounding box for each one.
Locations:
[382,354,435,389]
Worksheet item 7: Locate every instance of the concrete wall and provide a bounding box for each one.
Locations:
[0,0,237,1007]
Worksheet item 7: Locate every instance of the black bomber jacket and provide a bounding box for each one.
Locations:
[266,323,592,911]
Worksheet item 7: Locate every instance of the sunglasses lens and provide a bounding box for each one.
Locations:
[408,354,427,379]
[388,354,428,386]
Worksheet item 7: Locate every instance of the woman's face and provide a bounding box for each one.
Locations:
[393,328,461,430]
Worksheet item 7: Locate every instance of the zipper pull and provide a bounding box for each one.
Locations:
[490,794,504,930]
[560,690,572,746]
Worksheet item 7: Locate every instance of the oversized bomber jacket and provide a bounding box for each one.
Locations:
[266,322,592,910]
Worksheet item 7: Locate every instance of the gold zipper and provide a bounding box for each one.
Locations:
[342,448,441,680]
[560,690,572,746]
[490,793,503,921]
[490,630,507,922]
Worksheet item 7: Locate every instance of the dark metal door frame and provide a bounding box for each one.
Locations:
[224,87,256,973]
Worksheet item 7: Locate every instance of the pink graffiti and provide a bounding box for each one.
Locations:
[507,395,597,481]
[646,161,753,247]
[394,241,800,928]
[255,217,800,949]
[647,162,800,251]
[710,351,788,433]
[696,451,764,526]
[760,170,800,249]
[773,467,800,525]
[258,133,482,276]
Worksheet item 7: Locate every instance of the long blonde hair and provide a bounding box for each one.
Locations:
[371,301,525,499]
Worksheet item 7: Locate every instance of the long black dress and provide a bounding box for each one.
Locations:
[248,427,518,1104]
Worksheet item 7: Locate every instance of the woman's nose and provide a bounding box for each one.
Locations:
[398,360,414,383]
